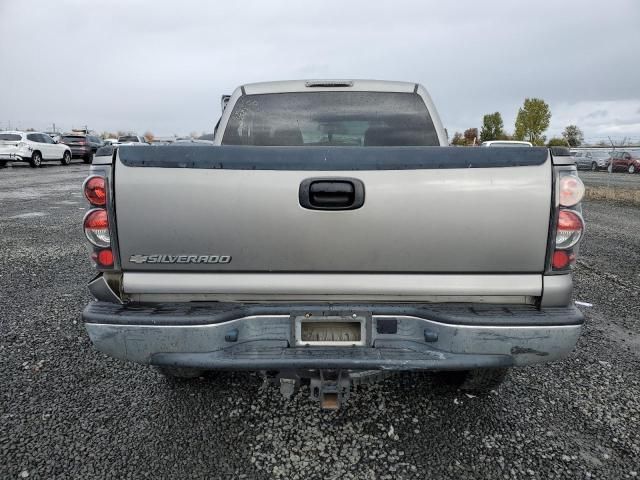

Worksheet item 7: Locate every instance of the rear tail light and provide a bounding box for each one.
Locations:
[558,174,585,207]
[547,168,585,272]
[555,210,584,249]
[91,249,114,267]
[83,176,107,206]
[83,208,110,247]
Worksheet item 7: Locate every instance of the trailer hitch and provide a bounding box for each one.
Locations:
[271,369,391,410]
[309,370,352,410]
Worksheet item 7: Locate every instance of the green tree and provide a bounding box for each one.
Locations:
[450,131,466,146]
[464,128,479,145]
[514,98,551,145]
[480,112,505,142]
[562,125,584,147]
[547,137,568,147]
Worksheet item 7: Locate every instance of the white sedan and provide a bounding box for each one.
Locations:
[0,131,72,168]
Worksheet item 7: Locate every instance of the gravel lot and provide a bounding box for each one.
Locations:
[579,170,640,190]
[1,163,639,479]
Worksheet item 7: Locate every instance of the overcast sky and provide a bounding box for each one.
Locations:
[1,0,639,143]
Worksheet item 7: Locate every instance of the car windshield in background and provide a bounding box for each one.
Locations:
[0,134,21,141]
[222,92,439,146]
[119,136,139,142]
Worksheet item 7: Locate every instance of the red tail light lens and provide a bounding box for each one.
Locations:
[84,176,106,206]
[552,249,573,269]
[556,210,584,249]
[83,209,110,247]
[92,249,114,267]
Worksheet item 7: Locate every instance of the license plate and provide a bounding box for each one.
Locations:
[293,314,367,346]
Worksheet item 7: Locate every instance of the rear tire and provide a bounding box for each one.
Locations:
[83,153,93,164]
[30,151,42,168]
[0,160,7,168]
[459,368,509,394]
[435,368,510,395]
[61,151,71,166]
[629,164,636,174]
[591,162,598,171]
[156,366,205,380]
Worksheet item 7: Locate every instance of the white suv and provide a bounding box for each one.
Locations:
[0,131,72,168]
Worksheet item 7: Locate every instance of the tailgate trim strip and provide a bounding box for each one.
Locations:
[122,272,542,297]
[117,145,549,171]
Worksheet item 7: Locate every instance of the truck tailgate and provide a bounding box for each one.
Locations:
[113,146,551,274]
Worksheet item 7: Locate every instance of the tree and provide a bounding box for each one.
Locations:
[143,131,155,142]
[464,128,479,146]
[450,131,466,146]
[480,112,505,142]
[562,125,584,147]
[547,137,568,147]
[514,98,551,145]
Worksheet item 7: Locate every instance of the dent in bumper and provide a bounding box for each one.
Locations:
[84,311,582,370]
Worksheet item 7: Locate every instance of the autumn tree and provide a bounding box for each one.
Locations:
[464,128,479,145]
[480,112,505,142]
[450,132,466,146]
[143,131,155,142]
[514,98,551,145]
[562,125,584,147]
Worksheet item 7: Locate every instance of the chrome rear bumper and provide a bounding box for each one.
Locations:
[83,302,583,370]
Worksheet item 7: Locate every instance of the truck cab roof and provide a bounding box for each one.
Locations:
[241,79,419,95]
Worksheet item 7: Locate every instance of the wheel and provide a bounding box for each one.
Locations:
[591,162,598,171]
[156,366,205,380]
[0,160,7,168]
[628,164,636,174]
[607,164,613,173]
[83,153,93,164]
[434,368,510,395]
[61,151,71,166]
[30,151,42,168]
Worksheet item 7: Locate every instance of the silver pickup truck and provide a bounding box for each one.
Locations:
[81,80,585,409]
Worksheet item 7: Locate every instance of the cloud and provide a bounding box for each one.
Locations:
[0,0,639,139]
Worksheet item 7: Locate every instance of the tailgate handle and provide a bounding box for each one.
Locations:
[299,178,365,210]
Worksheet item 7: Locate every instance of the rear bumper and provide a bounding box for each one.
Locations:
[83,302,584,371]
[68,146,91,158]
[0,152,27,161]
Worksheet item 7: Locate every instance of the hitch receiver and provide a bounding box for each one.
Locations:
[310,370,351,410]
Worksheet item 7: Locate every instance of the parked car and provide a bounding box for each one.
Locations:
[574,150,611,171]
[480,140,533,147]
[82,79,585,410]
[103,138,119,146]
[59,134,95,163]
[0,131,72,168]
[117,135,147,144]
[87,135,105,154]
[607,150,640,174]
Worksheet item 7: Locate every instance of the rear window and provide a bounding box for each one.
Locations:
[62,135,85,142]
[118,136,139,142]
[0,134,21,141]
[222,92,439,146]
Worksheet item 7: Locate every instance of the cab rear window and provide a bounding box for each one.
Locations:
[222,92,439,146]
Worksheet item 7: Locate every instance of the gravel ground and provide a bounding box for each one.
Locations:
[1,163,639,479]
[579,170,640,190]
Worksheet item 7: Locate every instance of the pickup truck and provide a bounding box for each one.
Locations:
[81,80,585,409]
